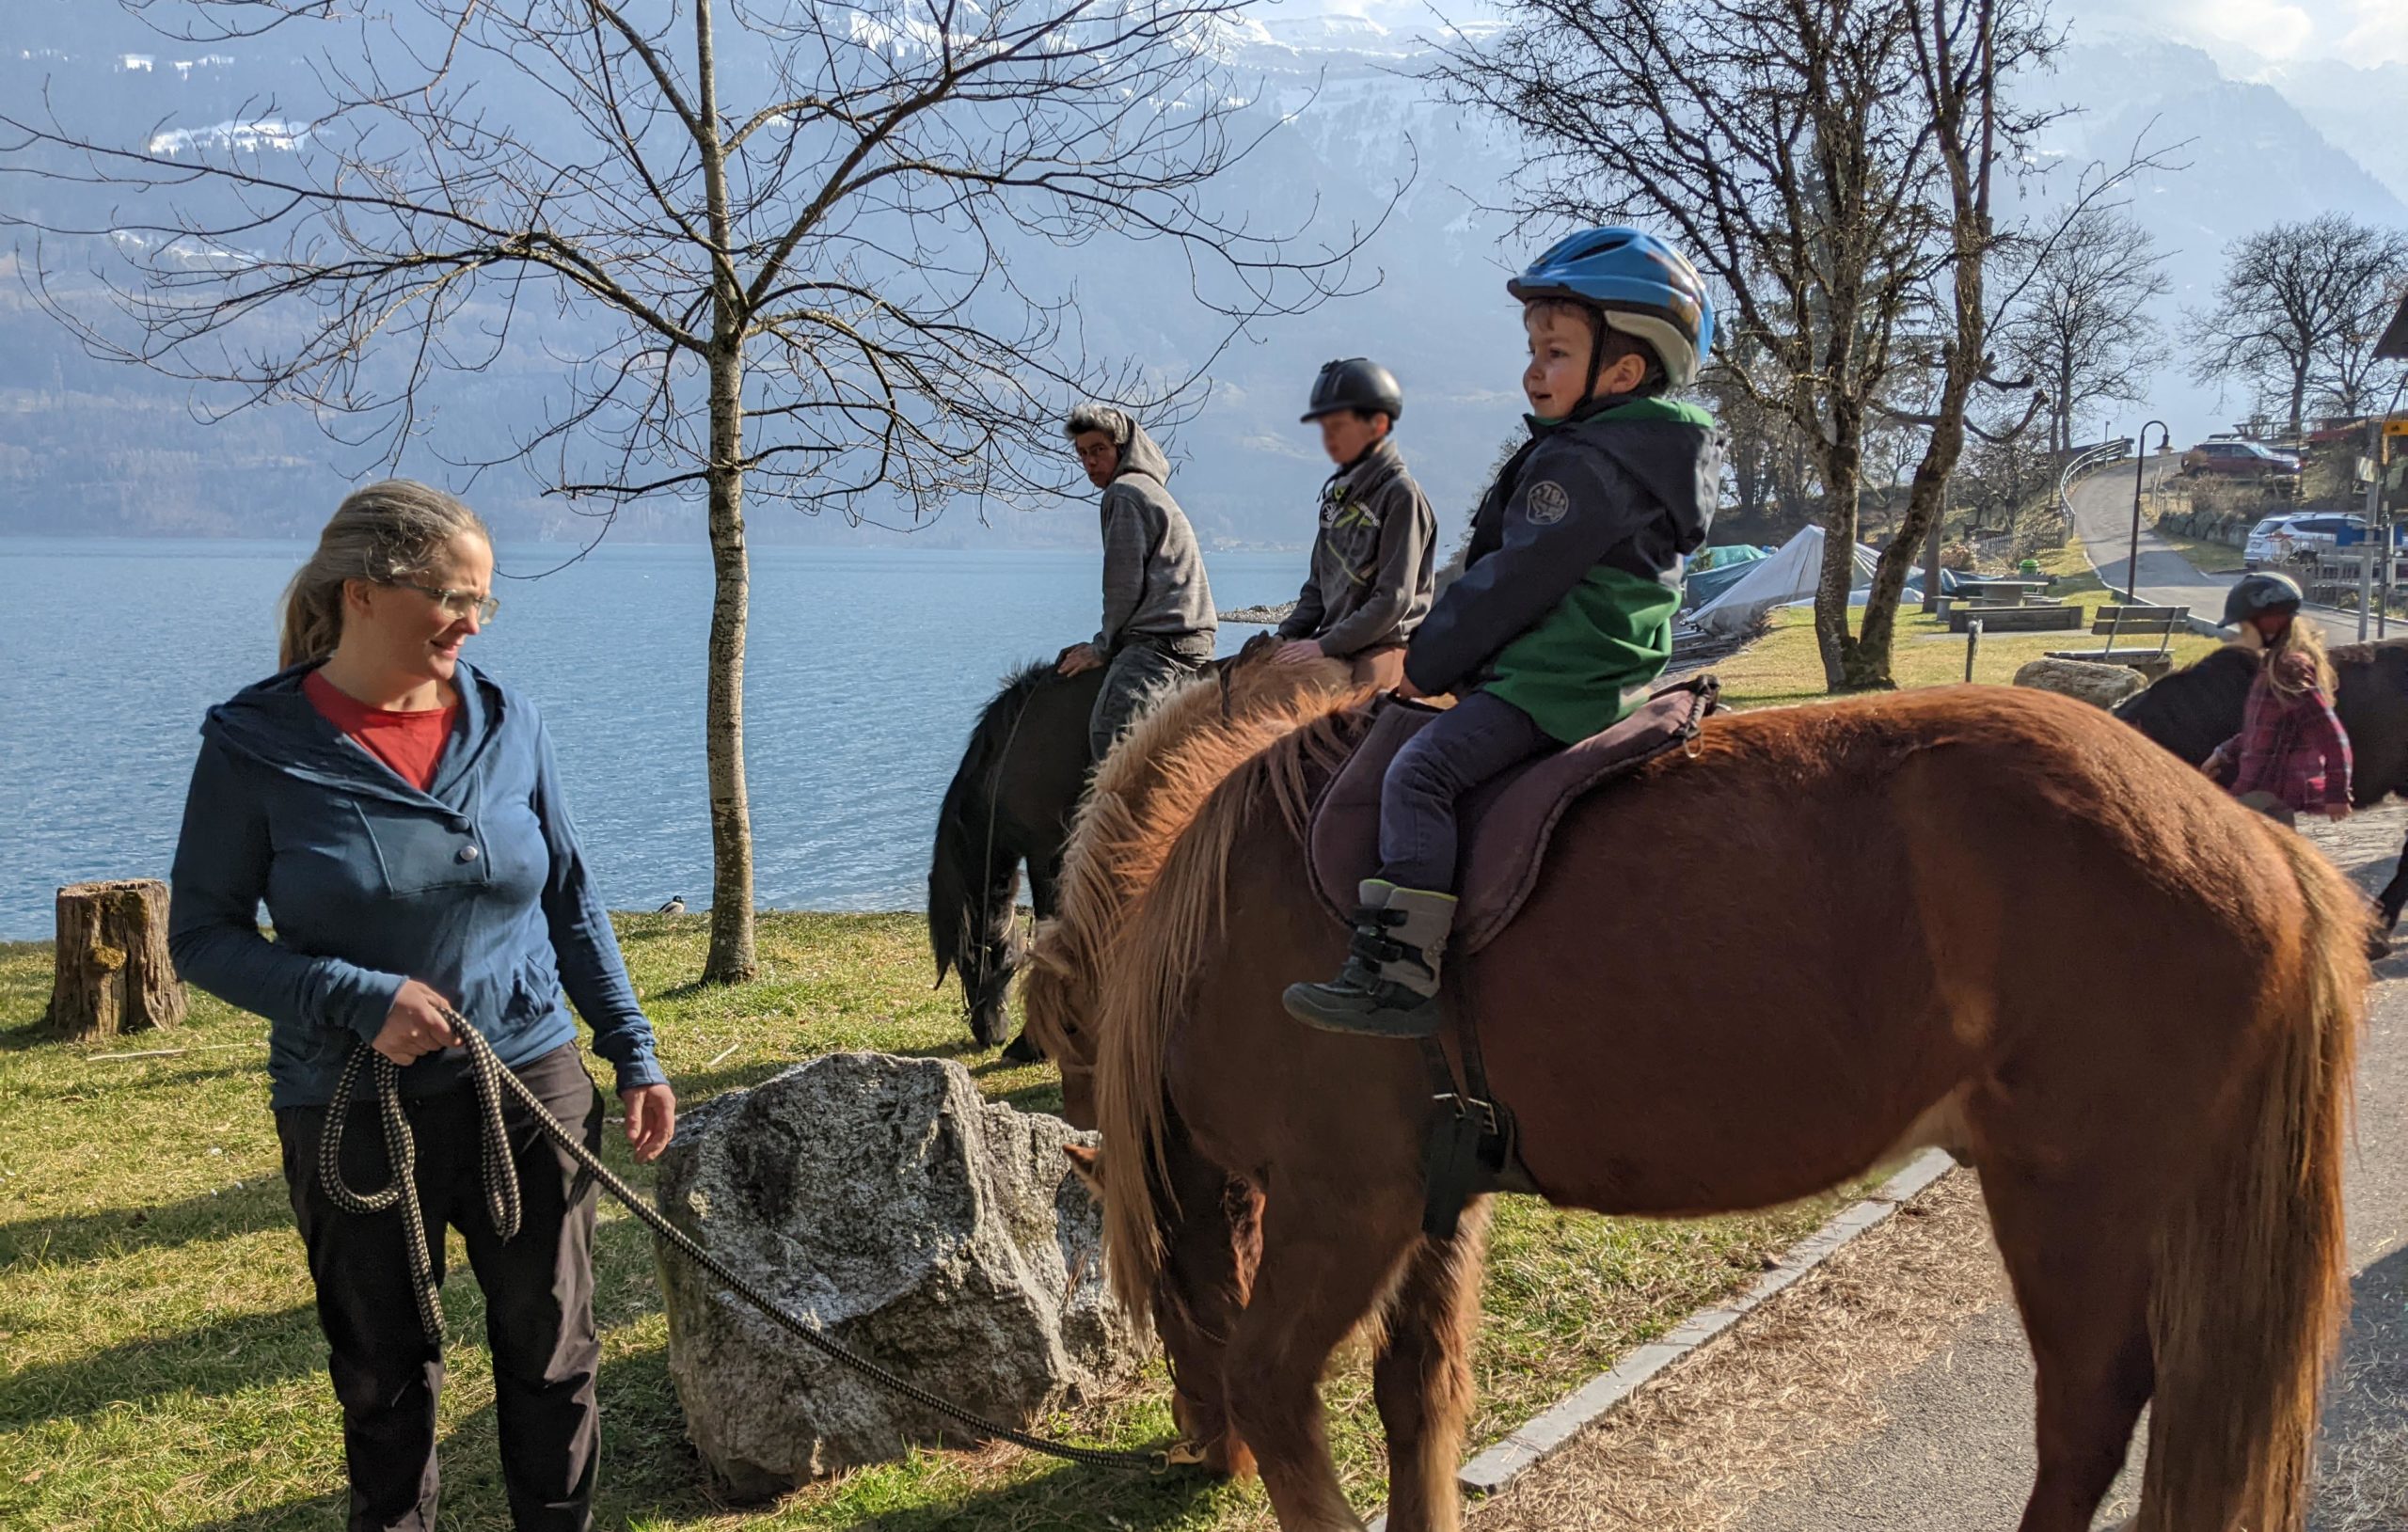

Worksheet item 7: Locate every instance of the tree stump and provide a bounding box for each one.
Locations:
[45,879,186,1042]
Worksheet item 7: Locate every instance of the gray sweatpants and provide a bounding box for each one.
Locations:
[1090,639,1211,759]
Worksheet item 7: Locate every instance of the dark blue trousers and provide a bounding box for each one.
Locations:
[1376,689,1556,892]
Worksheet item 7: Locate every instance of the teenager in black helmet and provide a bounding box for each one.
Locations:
[1271,358,1437,688]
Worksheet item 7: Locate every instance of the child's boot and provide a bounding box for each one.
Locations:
[1282,879,1456,1038]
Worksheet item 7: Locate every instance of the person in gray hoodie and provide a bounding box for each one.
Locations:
[1273,358,1436,687]
[1055,403,1217,758]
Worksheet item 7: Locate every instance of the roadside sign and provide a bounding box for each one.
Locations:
[2386,417,2408,438]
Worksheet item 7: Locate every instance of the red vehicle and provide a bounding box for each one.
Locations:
[2183,438,2301,480]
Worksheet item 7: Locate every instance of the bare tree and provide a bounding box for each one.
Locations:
[1699,332,1822,532]
[2189,213,2408,438]
[2,0,1376,983]
[1997,201,2170,457]
[1438,0,2092,690]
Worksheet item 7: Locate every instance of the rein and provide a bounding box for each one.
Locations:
[322,1014,1165,1473]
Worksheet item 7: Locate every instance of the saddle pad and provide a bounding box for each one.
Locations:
[1306,676,1719,955]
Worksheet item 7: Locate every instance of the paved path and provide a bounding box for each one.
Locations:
[1724,808,2408,1532]
[2067,460,2368,644]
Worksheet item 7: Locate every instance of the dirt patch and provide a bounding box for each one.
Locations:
[1469,1175,2004,1531]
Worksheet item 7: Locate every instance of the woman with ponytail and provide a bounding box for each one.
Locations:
[167,481,673,1531]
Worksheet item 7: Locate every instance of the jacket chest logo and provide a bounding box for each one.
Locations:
[1526,481,1571,525]
[1322,487,1378,532]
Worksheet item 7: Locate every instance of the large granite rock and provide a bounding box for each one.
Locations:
[2012,655,2147,710]
[653,1051,1144,1493]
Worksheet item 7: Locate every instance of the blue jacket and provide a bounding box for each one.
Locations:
[167,660,668,1110]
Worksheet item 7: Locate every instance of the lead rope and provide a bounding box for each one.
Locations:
[320,1012,1164,1474]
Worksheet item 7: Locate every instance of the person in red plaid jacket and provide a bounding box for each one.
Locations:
[2202,572,2352,826]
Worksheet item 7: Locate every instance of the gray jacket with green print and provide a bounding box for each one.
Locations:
[1275,435,1437,657]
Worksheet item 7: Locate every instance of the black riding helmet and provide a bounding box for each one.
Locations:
[1301,357,1404,424]
[2221,571,2305,628]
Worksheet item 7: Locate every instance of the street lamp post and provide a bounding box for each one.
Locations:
[2128,420,2169,608]
[2107,421,2169,658]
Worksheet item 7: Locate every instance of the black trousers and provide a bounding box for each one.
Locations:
[277,1043,604,1532]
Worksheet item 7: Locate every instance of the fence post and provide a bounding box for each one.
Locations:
[1965,619,1982,684]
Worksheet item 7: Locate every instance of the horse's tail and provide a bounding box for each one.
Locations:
[927,666,1044,1043]
[2136,824,2362,1532]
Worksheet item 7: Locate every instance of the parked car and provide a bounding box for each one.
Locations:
[2185,439,2301,479]
[2244,513,2403,574]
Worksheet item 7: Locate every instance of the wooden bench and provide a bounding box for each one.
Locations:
[1947,602,2083,634]
[2088,606,2190,638]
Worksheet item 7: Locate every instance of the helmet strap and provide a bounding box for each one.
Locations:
[1579,308,1608,413]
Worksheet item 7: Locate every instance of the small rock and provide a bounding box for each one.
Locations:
[2011,656,2146,710]
[653,1052,1144,1494]
[1217,601,1298,624]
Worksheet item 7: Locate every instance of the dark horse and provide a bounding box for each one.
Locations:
[2116,637,2408,922]
[927,660,1107,1050]
[1029,676,2361,1532]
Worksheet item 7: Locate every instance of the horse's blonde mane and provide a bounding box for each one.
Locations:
[1092,702,1374,1314]
[1021,655,1363,1065]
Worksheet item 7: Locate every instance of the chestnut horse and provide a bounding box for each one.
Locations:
[1040,683,2362,1532]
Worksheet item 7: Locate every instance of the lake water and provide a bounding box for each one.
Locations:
[0,538,1306,940]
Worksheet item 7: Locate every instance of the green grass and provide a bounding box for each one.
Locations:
[0,917,1849,1531]
[1709,538,2219,710]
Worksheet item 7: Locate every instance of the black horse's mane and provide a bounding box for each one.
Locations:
[927,659,1056,986]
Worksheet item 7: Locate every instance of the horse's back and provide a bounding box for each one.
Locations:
[1468,684,2304,1215]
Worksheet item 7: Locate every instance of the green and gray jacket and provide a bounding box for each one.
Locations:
[1404,397,1722,743]
[1275,435,1436,657]
[1096,422,1216,657]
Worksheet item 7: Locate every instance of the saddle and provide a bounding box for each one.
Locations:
[1302,674,1720,1240]
[1306,675,1721,954]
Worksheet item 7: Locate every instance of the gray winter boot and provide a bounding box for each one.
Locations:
[1282,879,1457,1039]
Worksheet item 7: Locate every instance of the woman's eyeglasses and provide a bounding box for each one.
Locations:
[384,581,500,623]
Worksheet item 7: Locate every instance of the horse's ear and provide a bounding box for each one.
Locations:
[1061,1143,1105,1199]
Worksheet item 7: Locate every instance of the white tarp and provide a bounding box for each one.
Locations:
[1686,525,1880,636]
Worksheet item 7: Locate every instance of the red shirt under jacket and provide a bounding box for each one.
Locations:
[302,670,460,793]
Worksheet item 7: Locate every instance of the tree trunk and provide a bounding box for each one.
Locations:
[46,879,185,1041]
[693,0,757,987]
[702,343,760,985]
[1813,400,1866,691]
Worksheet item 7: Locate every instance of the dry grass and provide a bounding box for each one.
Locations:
[1469,1175,2005,1532]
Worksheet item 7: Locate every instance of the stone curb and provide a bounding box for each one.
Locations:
[1364,1147,1958,1531]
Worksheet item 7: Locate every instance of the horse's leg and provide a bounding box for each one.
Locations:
[996,851,1061,1065]
[1370,1198,1491,1532]
[1226,1179,1422,1532]
[2378,822,2408,931]
[1158,1154,1262,1477]
[1984,1166,2158,1532]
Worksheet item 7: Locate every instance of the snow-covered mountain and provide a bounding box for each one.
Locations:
[0,3,2400,544]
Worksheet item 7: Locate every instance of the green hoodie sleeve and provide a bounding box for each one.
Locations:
[166,734,408,1043]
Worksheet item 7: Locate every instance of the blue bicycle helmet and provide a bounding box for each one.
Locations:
[1507,227,1716,389]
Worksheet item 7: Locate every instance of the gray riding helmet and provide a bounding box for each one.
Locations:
[1301,357,1405,424]
[2221,570,2305,627]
